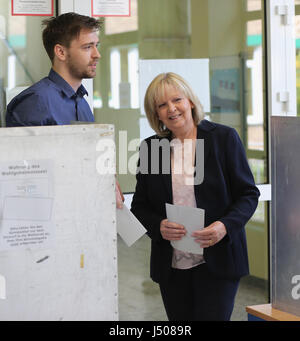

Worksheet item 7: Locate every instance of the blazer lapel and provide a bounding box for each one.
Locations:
[196,122,213,170]
[194,120,216,196]
[160,135,173,204]
[161,172,173,204]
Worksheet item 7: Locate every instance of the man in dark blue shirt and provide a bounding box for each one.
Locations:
[6,12,101,127]
[6,69,94,126]
[6,12,124,206]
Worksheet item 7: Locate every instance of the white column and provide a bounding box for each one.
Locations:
[266,0,296,116]
[265,0,297,201]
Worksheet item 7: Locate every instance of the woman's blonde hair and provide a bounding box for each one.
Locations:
[144,72,204,137]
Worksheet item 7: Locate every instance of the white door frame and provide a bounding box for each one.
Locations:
[258,0,296,203]
[266,0,296,117]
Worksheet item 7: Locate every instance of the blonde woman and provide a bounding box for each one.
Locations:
[131,72,259,321]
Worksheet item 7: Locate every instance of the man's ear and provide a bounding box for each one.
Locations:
[54,44,67,62]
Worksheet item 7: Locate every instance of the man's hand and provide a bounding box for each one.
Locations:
[116,179,124,209]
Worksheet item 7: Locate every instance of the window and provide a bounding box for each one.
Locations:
[108,46,139,109]
[247,0,261,12]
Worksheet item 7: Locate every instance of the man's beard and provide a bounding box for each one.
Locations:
[67,59,96,80]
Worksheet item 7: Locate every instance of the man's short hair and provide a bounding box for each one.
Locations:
[42,12,102,62]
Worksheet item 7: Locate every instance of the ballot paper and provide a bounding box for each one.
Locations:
[166,203,205,255]
[116,205,147,247]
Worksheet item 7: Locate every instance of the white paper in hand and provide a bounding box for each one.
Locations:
[116,205,147,247]
[166,203,205,255]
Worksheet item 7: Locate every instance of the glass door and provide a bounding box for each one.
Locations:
[95,0,270,299]
[0,1,56,126]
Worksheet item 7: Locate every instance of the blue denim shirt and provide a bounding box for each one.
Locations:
[6,69,94,126]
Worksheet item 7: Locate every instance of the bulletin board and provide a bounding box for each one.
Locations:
[0,124,118,321]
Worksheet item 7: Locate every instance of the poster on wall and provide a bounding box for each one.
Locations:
[11,0,54,16]
[210,68,240,113]
[92,0,131,17]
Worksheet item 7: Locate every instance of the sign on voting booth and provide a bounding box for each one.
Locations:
[0,124,118,321]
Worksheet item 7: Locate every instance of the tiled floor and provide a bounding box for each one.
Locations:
[117,234,269,321]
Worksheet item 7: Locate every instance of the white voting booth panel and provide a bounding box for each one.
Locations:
[0,124,118,321]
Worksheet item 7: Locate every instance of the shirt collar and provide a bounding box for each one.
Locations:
[48,68,88,98]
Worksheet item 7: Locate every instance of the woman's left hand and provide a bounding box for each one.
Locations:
[192,221,227,248]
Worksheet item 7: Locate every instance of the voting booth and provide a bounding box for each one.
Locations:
[247,117,300,321]
[0,124,118,321]
[271,117,300,317]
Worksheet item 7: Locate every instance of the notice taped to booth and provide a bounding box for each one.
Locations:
[0,159,54,251]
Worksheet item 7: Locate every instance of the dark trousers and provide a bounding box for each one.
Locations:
[159,263,239,321]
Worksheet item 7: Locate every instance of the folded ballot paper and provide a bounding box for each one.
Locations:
[116,205,147,247]
[166,203,205,255]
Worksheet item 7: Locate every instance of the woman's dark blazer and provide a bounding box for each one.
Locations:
[131,120,260,283]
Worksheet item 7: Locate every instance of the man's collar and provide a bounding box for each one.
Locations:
[76,84,89,98]
[48,69,88,98]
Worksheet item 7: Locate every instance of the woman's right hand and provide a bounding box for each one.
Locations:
[160,219,186,241]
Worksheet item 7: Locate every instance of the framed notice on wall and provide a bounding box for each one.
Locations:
[92,0,131,17]
[12,0,54,16]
